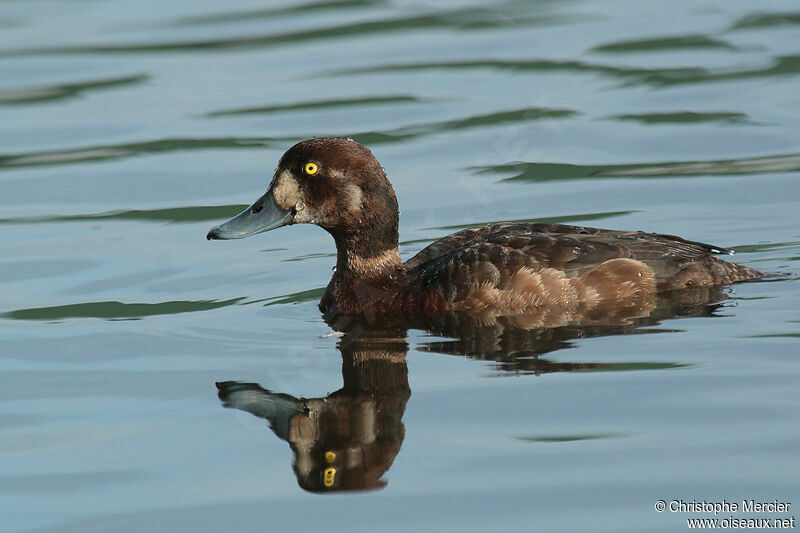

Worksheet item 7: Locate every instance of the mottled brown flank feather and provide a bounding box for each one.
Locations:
[403,222,761,320]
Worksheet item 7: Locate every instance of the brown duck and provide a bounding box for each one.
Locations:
[207,138,762,321]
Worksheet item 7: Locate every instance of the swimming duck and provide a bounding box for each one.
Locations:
[207,138,763,320]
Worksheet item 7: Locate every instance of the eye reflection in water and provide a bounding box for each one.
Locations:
[217,286,728,493]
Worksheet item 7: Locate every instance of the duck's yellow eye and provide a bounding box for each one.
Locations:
[323,467,336,487]
[304,162,319,175]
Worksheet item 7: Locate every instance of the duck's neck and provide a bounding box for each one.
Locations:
[321,183,404,316]
[332,228,402,280]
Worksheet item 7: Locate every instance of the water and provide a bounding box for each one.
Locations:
[1,0,799,531]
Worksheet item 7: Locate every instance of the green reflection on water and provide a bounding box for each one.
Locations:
[3,298,244,321]
[730,11,800,30]
[475,153,800,182]
[0,74,148,106]
[0,205,247,225]
[516,433,631,443]
[317,58,708,86]
[731,241,800,254]
[349,106,578,146]
[203,94,427,117]
[0,106,575,170]
[263,287,327,306]
[607,111,752,125]
[591,34,738,54]
[0,137,273,170]
[1,7,559,57]
[168,0,385,28]
[744,333,800,339]
[319,54,800,88]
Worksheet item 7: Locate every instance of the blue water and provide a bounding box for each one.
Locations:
[1,1,799,531]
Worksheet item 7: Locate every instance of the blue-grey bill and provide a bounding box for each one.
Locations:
[207,190,292,240]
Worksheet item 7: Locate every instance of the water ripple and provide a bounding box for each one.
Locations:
[317,55,800,88]
[0,107,575,170]
[2,298,245,321]
[0,74,148,106]
[349,106,579,146]
[590,34,738,54]
[515,433,632,443]
[316,58,709,86]
[0,137,273,170]
[732,241,800,254]
[0,8,568,57]
[0,205,246,225]
[730,11,800,30]
[261,287,327,306]
[475,153,800,182]
[203,94,428,118]
[167,0,385,28]
[607,111,753,125]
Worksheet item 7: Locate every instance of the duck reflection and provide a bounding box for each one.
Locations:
[216,286,728,492]
[414,286,728,374]
[217,327,410,493]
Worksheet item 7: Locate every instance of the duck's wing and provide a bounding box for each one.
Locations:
[403,224,502,271]
[404,223,759,294]
[404,223,730,273]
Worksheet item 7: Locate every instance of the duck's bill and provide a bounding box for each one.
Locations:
[207,190,292,240]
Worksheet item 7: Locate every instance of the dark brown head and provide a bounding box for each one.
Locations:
[207,138,399,247]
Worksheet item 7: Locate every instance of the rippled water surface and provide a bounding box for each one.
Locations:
[2,1,799,531]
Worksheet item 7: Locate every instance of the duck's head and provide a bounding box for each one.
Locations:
[207,138,398,242]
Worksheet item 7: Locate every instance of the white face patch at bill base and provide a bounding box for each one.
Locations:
[271,170,303,211]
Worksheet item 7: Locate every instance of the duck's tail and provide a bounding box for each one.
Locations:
[656,257,764,291]
[715,259,764,284]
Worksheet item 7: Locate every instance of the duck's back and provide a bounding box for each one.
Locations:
[403,223,761,316]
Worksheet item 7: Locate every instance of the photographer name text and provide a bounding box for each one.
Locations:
[662,500,791,515]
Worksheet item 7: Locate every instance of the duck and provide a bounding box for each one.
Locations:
[207,138,763,321]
